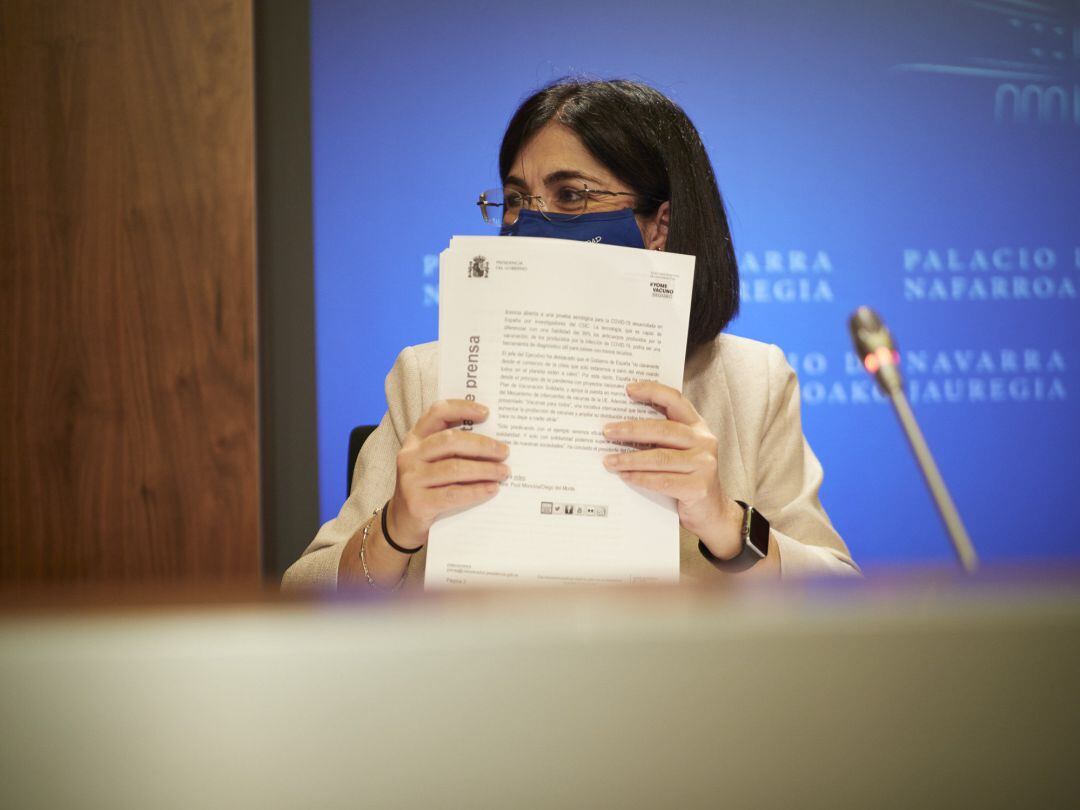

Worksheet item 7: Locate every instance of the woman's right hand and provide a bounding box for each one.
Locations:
[385,399,510,551]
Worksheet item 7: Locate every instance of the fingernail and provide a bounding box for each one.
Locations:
[602,455,617,469]
[627,381,642,392]
[604,424,623,438]
[485,482,499,493]
[499,465,511,479]
[477,404,489,416]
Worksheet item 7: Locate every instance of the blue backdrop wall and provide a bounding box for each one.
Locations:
[310,0,1080,569]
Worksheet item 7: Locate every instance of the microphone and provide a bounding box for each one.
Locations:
[848,307,979,573]
[849,306,902,395]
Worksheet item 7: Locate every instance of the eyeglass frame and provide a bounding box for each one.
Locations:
[476,184,662,226]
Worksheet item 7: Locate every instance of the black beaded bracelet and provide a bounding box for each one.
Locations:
[381,499,423,555]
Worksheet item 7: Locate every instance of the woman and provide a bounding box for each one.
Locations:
[284,79,857,591]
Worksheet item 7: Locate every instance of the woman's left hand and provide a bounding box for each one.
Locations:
[602,381,744,560]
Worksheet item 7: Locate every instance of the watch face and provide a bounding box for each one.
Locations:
[745,506,770,558]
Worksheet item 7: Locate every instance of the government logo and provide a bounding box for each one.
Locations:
[468,255,490,278]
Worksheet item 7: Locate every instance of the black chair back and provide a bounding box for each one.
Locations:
[347,424,378,497]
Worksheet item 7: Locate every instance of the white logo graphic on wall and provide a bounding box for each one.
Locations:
[902,246,1079,301]
[468,255,490,278]
[894,0,1080,126]
[739,250,835,304]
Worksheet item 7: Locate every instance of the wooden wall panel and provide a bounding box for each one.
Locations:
[0,0,260,584]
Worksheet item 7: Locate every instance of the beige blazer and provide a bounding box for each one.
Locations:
[283,334,858,590]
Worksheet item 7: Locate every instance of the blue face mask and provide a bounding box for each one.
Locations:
[500,207,645,249]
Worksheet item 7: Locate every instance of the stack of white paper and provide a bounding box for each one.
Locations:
[427,236,695,589]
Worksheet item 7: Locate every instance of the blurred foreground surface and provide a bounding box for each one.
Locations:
[1,570,1078,809]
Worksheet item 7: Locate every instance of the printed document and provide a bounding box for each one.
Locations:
[426,236,695,588]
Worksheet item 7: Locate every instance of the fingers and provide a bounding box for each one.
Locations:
[412,399,490,439]
[416,427,509,463]
[624,381,701,425]
[603,418,697,449]
[419,458,510,487]
[394,399,509,539]
[603,447,700,473]
[393,480,501,536]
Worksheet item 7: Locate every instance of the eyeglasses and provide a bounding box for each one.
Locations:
[476,184,646,226]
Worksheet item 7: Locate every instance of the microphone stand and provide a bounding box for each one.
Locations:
[879,370,979,574]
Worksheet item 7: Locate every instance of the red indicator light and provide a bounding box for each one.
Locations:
[863,347,899,375]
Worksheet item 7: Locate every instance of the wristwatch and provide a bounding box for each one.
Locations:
[698,500,771,572]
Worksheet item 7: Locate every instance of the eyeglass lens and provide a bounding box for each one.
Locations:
[478,188,597,226]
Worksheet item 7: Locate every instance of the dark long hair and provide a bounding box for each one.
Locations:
[499,78,739,348]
